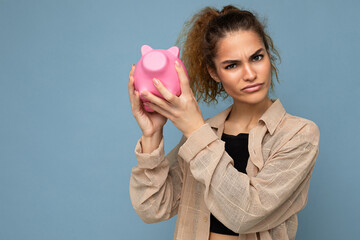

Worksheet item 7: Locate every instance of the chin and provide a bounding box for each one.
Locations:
[235,90,269,105]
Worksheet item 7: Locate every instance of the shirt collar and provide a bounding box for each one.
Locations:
[259,99,286,135]
[206,99,286,135]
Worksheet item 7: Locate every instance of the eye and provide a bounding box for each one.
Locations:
[225,63,237,70]
[252,54,264,62]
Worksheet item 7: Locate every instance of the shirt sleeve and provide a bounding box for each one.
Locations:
[178,122,320,234]
[129,136,185,224]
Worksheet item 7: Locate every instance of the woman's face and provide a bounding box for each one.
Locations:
[211,30,272,105]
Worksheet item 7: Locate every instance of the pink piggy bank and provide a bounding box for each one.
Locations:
[133,45,187,112]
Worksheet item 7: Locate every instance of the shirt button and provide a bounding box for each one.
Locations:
[203,217,208,222]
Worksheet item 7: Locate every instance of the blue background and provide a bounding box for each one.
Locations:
[1,0,359,239]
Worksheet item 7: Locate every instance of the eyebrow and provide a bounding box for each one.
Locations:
[220,48,265,65]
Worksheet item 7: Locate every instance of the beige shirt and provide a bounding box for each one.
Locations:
[129,99,320,240]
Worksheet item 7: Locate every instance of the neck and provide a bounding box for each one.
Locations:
[225,97,273,134]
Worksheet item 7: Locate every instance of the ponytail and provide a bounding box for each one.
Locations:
[176,7,224,103]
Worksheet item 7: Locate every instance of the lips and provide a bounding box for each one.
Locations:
[242,83,263,90]
[242,83,263,93]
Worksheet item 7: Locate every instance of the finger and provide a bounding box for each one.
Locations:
[129,64,135,79]
[129,65,142,112]
[132,90,142,112]
[175,61,191,95]
[152,78,179,104]
[128,64,136,101]
[144,102,172,120]
[141,90,172,113]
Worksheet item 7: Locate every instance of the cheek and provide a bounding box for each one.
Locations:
[218,72,238,89]
[261,60,272,80]
[215,73,236,93]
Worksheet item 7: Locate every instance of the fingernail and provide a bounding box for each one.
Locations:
[176,60,181,67]
[141,91,147,96]
[153,78,159,86]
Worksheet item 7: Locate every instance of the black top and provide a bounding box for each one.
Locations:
[210,132,249,236]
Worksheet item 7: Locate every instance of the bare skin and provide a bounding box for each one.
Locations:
[210,30,273,135]
[209,232,238,240]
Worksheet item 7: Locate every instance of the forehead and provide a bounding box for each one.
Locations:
[215,30,265,59]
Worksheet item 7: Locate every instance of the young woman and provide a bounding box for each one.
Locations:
[128,5,319,240]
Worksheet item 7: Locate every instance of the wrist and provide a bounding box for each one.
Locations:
[142,128,163,139]
[141,130,163,153]
[183,120,205,138]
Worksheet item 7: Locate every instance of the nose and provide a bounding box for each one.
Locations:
[143,51,168,73]
[243,63,256,81]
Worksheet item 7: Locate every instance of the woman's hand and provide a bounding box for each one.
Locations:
[141,61,205,138]
[128,65,167,152]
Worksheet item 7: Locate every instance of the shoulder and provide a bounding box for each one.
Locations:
[277,113,320,147]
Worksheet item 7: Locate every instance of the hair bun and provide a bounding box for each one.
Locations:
[220,5,239,14]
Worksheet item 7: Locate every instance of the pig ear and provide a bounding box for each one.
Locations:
[167,46,179,57]
[141,45,153,56]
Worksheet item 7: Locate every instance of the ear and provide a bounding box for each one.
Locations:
[141,45,153,56]
[207,65,221,83]
[167,46,179,57]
